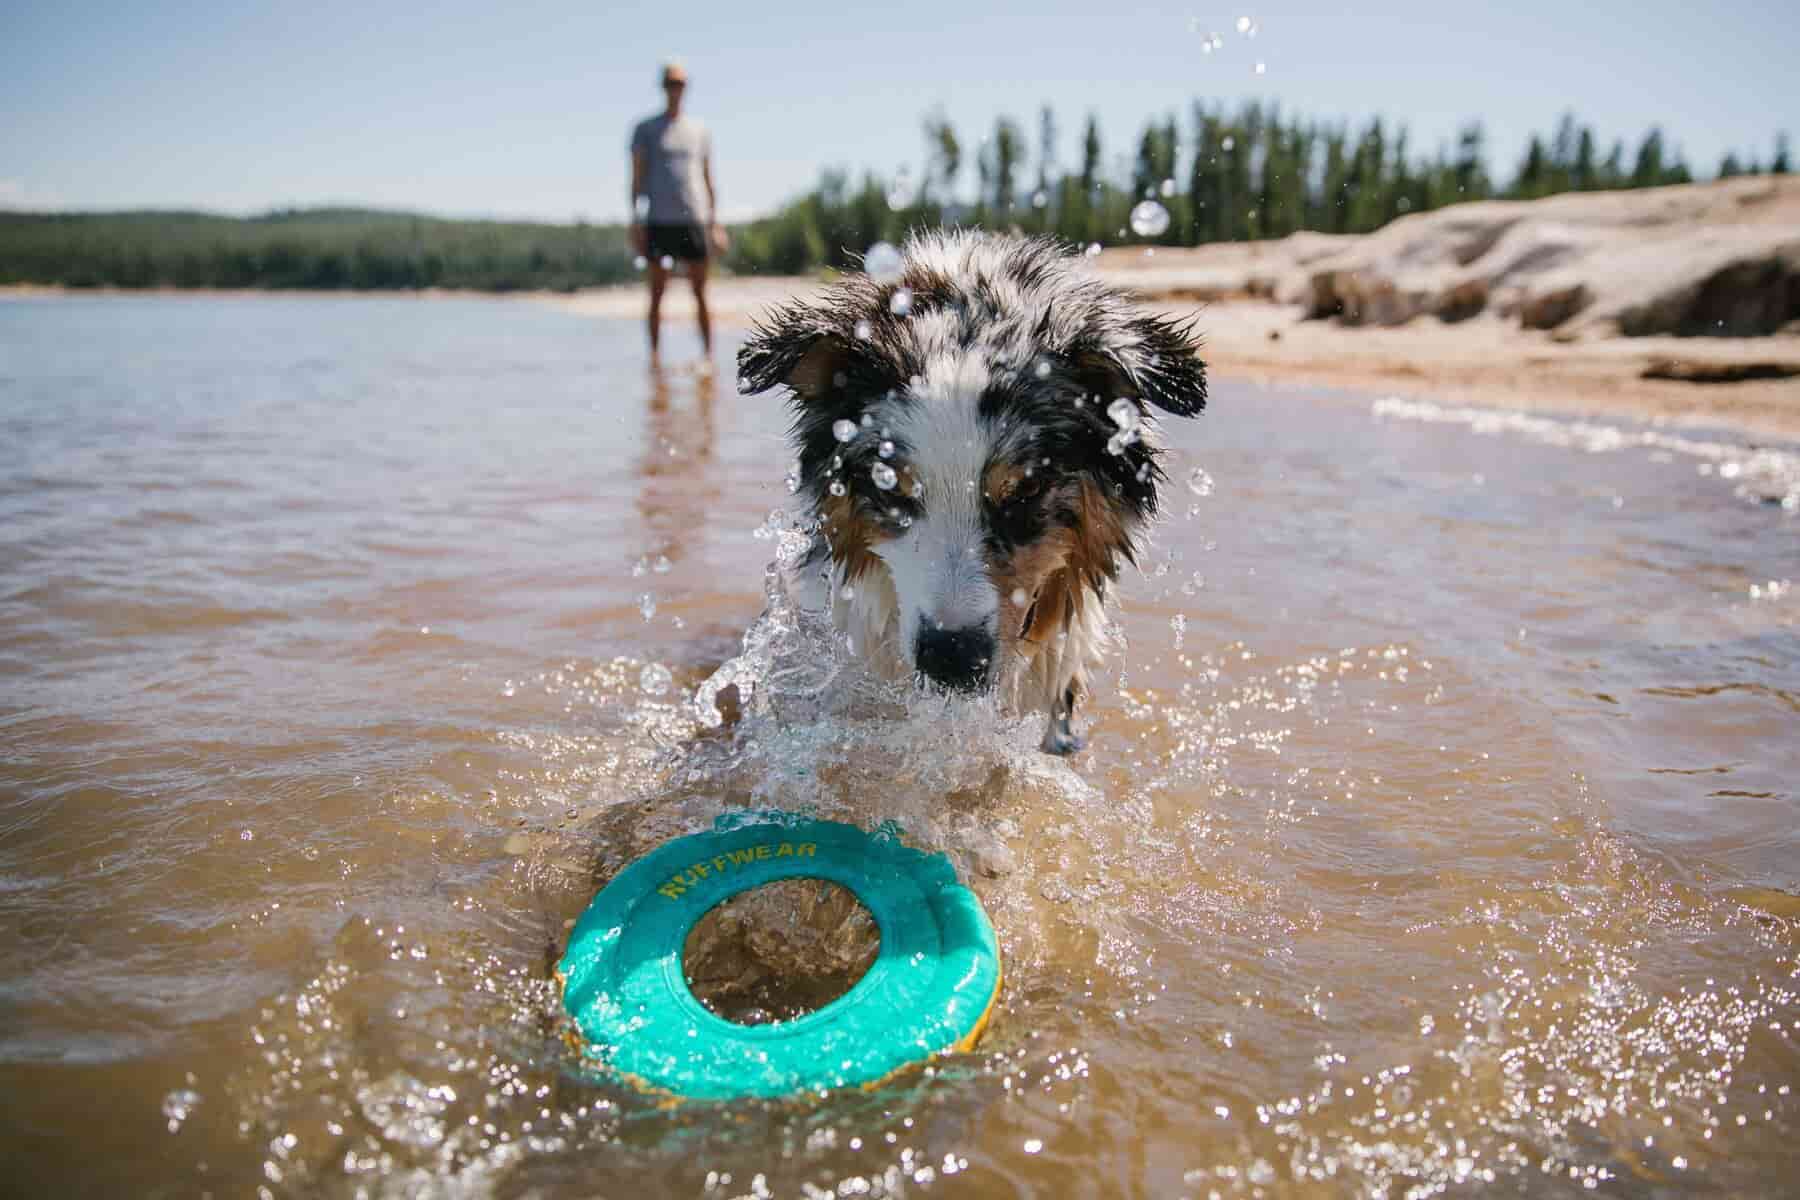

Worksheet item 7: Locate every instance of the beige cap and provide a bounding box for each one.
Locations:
[661,61,688,86]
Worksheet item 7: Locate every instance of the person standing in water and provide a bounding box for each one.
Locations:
[629,61,727,370]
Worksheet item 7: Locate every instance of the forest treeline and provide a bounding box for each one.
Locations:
[0,208,634,291]
[3,107,1789,291]
[726,105,1793,274]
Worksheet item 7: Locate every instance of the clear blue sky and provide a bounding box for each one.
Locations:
[3,0,1792,223]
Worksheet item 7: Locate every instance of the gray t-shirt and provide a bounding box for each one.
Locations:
[630,113,711,225]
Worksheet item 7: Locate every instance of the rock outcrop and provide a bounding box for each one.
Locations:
[1099,177,1800,341]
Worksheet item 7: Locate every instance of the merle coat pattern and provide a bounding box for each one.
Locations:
[738,231,1207,753]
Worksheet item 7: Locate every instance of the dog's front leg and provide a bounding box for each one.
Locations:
[1039,682,1085,755]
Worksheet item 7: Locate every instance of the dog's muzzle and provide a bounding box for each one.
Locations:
[914,620,996,693]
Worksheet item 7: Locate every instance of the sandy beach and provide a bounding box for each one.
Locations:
[546,177,1800,440]
[546,272,1800,440]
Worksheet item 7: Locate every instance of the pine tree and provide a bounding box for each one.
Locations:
[923,111,961,212]
[1573,127,1596,190]
[1454,122,1490,199]
[992,117,1024,219]
[1630,128,1666,188]
[1514,135,1549,198]
[1187,103,1216,244]
[1600,139,1625,189]
[1034,106,1057,232]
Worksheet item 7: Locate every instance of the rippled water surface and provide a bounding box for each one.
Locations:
[2,293,1797,1198]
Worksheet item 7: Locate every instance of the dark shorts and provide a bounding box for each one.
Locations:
[646,223,708,264]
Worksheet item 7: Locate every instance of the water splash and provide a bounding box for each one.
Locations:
[638,663,673,696]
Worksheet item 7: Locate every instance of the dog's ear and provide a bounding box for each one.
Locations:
[1071,312,1207,418]
[737,302,852,403]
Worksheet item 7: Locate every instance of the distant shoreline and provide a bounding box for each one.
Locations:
[8,270,1797,445]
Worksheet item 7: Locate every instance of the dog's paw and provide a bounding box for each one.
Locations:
[1040,720,1086,756]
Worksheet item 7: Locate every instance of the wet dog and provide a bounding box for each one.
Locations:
[738,231,1207,753]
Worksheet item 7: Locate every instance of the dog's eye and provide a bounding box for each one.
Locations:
[999,473,1048,508]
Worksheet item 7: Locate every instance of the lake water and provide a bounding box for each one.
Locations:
[2,291,1796,1198]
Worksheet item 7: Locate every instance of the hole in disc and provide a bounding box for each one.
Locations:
[682,878,880,1025]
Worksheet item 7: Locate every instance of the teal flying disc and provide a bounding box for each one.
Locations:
[557,811,1001,1100]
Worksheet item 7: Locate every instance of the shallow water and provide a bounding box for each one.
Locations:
[2,292,1796,1198]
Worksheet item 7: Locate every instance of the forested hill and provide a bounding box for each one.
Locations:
[0,208,633,292]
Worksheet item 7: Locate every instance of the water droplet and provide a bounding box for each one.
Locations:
[889,288,913,316]
[1129,200,1171,238]
[885,170,914,210]
[864,241,904,284]
[1034,359,1053,378]
[163,1088,201,1134]
[1187,466,1215,497]
[659,255,674,270]
[639,663,673,696]
[632,255,648,271]
[1031,189,1049,209]
[1159,177,1176,198]
[1254,60,1266,74]
[854,318,873,340]
[1011,588,1030,607]
[832,418,858,443]
[1235,15,1252,33]
[878,440,895,459]
[1023,1139,1043,1154]
[785,465,801,494]
[828,480,847,497]
[637,593,657,621]
[1221,135,1236,152]
[1108,398,1140,430]
[860,413,875,427]
[1084,242,1102,257]
[652,555,672,574]
[870,462,898,490]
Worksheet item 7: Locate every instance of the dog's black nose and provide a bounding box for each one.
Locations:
[914,621,996,693]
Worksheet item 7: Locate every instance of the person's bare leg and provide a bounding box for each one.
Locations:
[687,258,713,367]
[646,258,670,367]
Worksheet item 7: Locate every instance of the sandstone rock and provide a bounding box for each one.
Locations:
[1118,177,1800,341]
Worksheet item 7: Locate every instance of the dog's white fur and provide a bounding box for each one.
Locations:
[741,231,1206,752]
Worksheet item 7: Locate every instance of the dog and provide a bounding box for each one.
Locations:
[738,231,1207,754]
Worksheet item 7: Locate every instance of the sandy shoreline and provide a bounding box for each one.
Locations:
[8,269,1797,442]
[542,272,1800,443]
